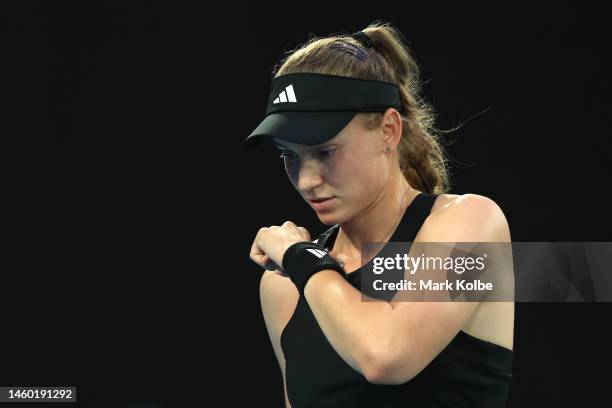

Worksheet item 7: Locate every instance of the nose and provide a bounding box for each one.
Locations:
[295,160,324,193]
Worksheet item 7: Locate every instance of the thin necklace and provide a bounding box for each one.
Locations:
[334,187,413,269]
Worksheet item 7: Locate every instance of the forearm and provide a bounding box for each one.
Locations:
[303,269,395,380]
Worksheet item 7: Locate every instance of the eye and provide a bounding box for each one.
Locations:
[279,149,336,162]
[318,149,337,159]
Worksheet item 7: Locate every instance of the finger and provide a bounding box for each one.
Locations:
[264,260,281,271]
[260,253,282,272]
[250,252,268,268]
[250,228,266,250]
[250,233,270,268]
[282,220,299,231]
[297,226,311,241]
[282,221,307,239]
[251,252,275,270]
[250,236,265,258]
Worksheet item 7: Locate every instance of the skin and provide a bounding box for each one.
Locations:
[253,108,514,400]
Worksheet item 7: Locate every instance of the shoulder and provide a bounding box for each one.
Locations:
[258,230,327,333]
[421,193,511,242]
[259,270,299,339]
[259,235,327,334]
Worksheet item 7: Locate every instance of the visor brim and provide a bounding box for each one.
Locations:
[244,111,357,151]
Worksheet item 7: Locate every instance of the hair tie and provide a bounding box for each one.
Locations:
[350,31,374,49]
[329,41,369,62]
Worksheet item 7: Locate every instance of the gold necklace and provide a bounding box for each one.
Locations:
[335,187,413,268]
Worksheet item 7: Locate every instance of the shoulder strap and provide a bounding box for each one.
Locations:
[393,192,439,242]
[313,193,439,249]
[315,224,340,251]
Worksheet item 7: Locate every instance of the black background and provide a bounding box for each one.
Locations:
[3,1,611,407]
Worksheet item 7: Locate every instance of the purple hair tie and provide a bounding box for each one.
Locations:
[329,42,369,62]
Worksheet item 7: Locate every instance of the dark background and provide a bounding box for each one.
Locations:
[3,1,611,406]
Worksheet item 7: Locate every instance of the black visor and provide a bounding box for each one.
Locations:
[244,73,402,151]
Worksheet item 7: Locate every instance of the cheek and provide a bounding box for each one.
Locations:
[324,153,353,186]
[283,161,300,185]
[329,150,382,197]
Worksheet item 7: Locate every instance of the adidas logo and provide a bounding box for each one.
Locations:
[273,84,298,104]
[306,248,327,259]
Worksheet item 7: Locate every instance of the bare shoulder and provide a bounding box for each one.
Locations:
[260,237,324,340]
[259,270,299,340]
[420,193,514,350]
[420,193,511,242]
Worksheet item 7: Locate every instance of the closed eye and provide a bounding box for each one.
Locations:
[318,149,337,159]
[278,148,337,161]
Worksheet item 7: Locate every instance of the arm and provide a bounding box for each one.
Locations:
[282,364,291,408]
[303,194,511,384]
[260,270,298,407]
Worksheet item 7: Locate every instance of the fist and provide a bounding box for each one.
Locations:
[250,221,311,275]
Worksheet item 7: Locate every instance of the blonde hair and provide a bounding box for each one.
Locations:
[272,21,451,194]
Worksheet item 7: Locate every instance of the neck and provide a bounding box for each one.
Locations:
[337,170,419,261]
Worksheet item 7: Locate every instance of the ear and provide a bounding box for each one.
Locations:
[381,108,403,149]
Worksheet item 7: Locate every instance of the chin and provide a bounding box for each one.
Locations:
[313,211,337,226]
[319,218,338,226]
[316,209,350,226]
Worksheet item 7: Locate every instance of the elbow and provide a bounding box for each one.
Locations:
[360,344,417,385]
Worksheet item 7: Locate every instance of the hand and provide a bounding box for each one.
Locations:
[250,221,311,276]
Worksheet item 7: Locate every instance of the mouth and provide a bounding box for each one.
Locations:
[309,197,334,203]
[308,196,336,211]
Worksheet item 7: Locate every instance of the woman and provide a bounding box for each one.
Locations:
[247,22,514,408]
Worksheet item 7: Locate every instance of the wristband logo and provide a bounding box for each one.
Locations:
[306,248,327,259]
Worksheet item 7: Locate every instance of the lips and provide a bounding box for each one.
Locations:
[308,196,336,211]
[309,197,334,203]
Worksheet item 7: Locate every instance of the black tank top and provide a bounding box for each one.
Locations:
[280,192,513,407]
